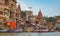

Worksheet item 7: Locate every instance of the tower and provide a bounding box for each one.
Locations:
[37,10,44,24]
[37,10,43,19]
[16,4,21,20]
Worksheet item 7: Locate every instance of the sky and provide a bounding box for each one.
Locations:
[17,0,60,17]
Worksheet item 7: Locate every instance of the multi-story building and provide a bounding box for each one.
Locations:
[0,0,21,23]
[21,11,33,21]
[0,0,9,22]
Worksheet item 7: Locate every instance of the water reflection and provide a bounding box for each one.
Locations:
[0,32,60,36]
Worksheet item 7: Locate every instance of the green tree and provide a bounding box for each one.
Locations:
[44,16,56,22]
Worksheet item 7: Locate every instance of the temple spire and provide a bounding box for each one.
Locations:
[37,10,43,19]
[18,4,20,9]
[18,4,21,11]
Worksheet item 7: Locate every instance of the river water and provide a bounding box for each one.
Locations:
[0,32,60,36]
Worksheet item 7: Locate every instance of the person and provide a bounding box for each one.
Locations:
[14,19,24,32]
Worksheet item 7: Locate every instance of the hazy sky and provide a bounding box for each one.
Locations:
[17,0,60,17]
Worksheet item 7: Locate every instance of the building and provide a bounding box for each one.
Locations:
[36,10,44,24]
[55,16,60,23]
[0,0,9,22]
[21,11,33,21]
[0,0,21,22]
[0,0,21,30]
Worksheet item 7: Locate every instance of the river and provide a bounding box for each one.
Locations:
[0,32,60,36]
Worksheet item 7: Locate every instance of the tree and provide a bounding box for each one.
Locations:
[44,16,56,22]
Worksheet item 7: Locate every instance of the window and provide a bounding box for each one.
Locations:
[4,9,9,16]
[3,18,6,22]
[0,11,3,14]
